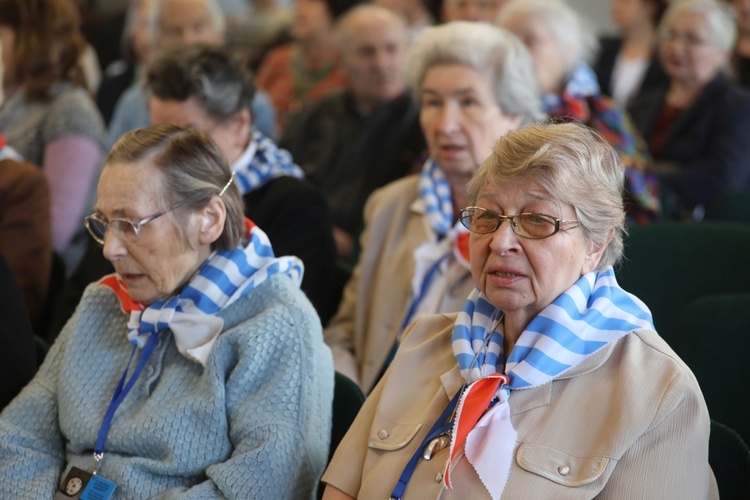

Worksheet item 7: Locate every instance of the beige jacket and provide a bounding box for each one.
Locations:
[324,176,474,393]
[323,313,718,499]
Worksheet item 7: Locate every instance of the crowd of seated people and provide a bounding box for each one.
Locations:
[0,0,747,497]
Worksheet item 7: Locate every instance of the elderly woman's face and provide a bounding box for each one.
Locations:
[95,161,211,305]
[659,11,727,88]
[502,12,568,95]
[420,64,521,178]
[469,177,605,328]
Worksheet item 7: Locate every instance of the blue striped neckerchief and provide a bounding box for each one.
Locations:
[102,219,304,366]
[407,159,470,324]
[231,130,305,196]
[446,266,654,498]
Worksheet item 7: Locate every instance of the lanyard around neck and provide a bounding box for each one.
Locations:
[92,332,159,473]
[389,387,462,500]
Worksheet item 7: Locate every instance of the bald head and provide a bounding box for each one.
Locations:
[335,5,409,113]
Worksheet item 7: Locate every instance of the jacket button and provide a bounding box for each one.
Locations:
[378,429,388,440]
[558,465,571,476]
[435,472,443,483]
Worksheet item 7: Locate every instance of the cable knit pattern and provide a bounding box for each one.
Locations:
[0,273,334,499]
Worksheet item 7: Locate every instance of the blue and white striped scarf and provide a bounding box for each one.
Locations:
[232,130,305,195]
[103,220,303,366]
[418,158,454,237]
[447,266,654,499]
[407,159,471,325]
[540,62,601,113]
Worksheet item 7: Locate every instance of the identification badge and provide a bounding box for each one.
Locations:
[54,467,117,500]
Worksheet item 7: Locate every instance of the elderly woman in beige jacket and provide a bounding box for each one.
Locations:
[323,122,716,499]
[323,21,543,394]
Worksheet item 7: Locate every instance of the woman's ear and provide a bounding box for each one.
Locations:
[582,227,615,274]
[197,196,227,246]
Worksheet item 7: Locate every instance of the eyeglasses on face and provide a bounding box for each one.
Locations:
[459,206,579,239]
[84,201,186,245]
[658,29,711,48]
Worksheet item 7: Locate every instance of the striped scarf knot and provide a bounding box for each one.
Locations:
[446,266,654,499]
[233,131,305,195]
[100,219,303,366]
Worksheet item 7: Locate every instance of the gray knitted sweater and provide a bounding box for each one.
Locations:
[0,272,334,499]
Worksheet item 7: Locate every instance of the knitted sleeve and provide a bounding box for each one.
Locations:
[154,278,334,499]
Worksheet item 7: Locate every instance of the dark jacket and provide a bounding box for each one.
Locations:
[594,36,668,105]
[628,73,750,210]
[281,91,425,236]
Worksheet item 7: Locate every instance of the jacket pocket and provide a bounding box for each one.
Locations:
[516,442,610,487]
[367,415,425,452]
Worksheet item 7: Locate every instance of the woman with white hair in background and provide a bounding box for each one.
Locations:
[498,0,661,224]
[323,21,543,395]
[628,0,750,218]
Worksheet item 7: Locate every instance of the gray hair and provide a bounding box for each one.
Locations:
[106,123,245,251]
[147,0,225,49]
[406,21,544,126]
[467,122,626,268]
[497,0,599,66]
[144,44,255,120]
[660,0,737,53]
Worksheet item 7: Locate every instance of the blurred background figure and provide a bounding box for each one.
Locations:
[373,0,434,42]
[0,0,106,272]
[96,0,155,126]
[107,0,276,145]
[324,22,542,394]
[732,0,750,87]
[0,44,52,331]
[499,0,661,224]
[594,0,669,106]
[0,252,37,410]
[0,137,52,331]
[438,0,507,23]
[225,0,294,72]
[281,4,425,262]
[147,44,337,323]
[256,0,364,135]
[628,0,750,218]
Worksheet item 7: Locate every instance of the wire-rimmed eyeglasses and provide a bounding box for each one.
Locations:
[84,201,186,245]
[459,206,580,239]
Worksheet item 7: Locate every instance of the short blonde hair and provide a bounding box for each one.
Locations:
[467,122,626,268]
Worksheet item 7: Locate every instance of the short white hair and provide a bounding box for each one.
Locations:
[660,0,737,53]
[334,3,408,49]
[406,21,544,126]
[497,0,599,65]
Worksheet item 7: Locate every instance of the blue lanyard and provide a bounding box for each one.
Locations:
[389,388,462,500]
[92,332,159,471]
[401,254,448,332]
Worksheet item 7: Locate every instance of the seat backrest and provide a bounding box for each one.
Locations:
[330,371,365,462]
[615,222,750,338]
[709,420,750,500]
[671,294,750,446]
[704,187,750,226]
